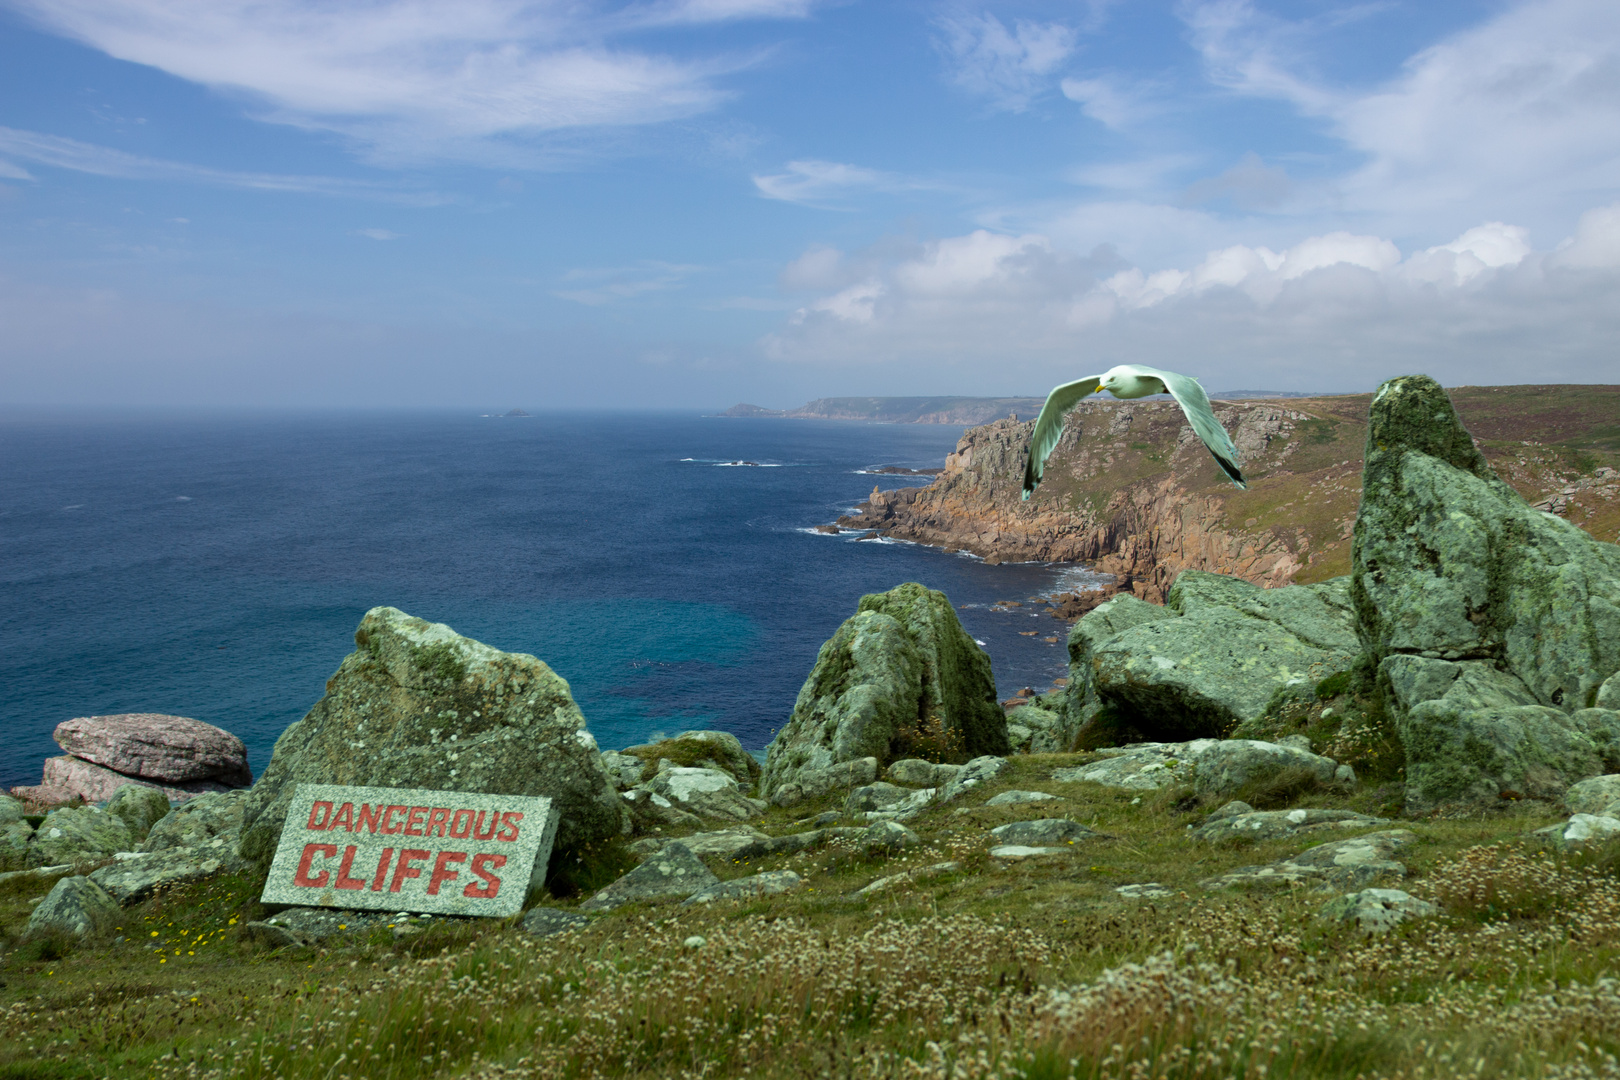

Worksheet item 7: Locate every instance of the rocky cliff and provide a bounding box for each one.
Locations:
[835,385,1620,602]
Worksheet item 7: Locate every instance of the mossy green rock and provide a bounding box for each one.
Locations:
[239,607,624,866]
[28,804,135,867]
[1068,571,1358,741]
[761,583,1007,802]
[106,785,171,842]
[1353,375,1620,812]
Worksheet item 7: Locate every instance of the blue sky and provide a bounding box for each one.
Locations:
[1,0,1617,408]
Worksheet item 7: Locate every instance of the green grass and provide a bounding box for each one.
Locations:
[6,755,1620,1079]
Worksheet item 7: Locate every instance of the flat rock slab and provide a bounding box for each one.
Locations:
[580,842,717,912]
[683,870,803,905]
[1201,830,1415,893]
[89,836,247,905]
[522,907,592,937]
[990,819,1096,846]
[990,844,1070,860]
[1320,888,1437,934]
[628,827,767,861]
[731,827,865,861]
[1193,809,1390,844]
[246,907,400,948]
[1115,884,1175,899]
[1053,743,1212,791]
[261,784,557,918]
[854,861,961,898]
[55,714,251,785]
[984,790,1059,807]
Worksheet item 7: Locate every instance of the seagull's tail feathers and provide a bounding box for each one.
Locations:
[1214,453,1247,489]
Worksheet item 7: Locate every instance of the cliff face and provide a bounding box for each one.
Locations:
[836,386,1620,602]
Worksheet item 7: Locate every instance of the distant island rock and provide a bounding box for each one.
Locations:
[504,409,531,417]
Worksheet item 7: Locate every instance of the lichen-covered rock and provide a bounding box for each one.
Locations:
[1191,740,1346,798]
[1564,775,1620,816]
[1352,375,1620,811]
[860,819,920,854]
[762,583,1007,802]
[578,841,717,912]
[1077,572,1359,741]
[1600,672,1620,710]
[522,907,591,938]
[0,795,30,859]
[1320,889,1437,933]
[140,790,248,853]
[669,731,762,790]
[1052,742,1207,790]
[26,876,117,937]
[989,818,1095,845]
[939,756,1008,803]
[54,713,251,785]
[1064,593,1177,739]
[984,790,1059,807]
[629,826,767,861]
[765,757,879,809]
[1535,813,1620,849]
[884,759,962,788]
[1201,830,1414,891]
[106,785,172,843]
[89,835,247,905]
[27,804,135,867]
[1008,703,1074,754]
[239,607,624,866]
[1192,808,1389,844]
[644,768,760,822]
[682,870,803,905]
[600,751,646,790]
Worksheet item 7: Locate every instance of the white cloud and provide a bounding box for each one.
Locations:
[0,125,444,201]
[935,12,1078,111]
[0,158,34,180]
[1181,152,1293,210]
[1181,0,1620,231]
[751,160,930,207]
[357,228,402,240]
[7,0,819,164]
[553,260,700,304]
[763,207,1620,389]
[1059,76,1155,129]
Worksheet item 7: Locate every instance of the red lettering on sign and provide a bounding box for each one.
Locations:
[380,805,407,835]
[426,807,451,838]
[496,811,523,842]
[334,845,367,890]
[355,803,382,834]
[404,806,428,837]
[448,809,474,839]
[328,802,355,832]
[293,843,337,887]
[306,802,334,830]
[472,810,498,841]
[390,849,429,893]
[464,853,506,899]
[369,848,395,891]
[427,850,468,895]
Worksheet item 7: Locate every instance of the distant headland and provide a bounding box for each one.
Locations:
[722,391,1324,425]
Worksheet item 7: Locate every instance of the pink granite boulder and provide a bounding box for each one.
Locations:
[11,756,239,805]
[53,714,251,786]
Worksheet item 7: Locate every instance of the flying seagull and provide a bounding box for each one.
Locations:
[1021,364,1247,499]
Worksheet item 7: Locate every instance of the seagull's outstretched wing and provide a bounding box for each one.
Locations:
[1022,375,1103,499]
[1127,364,1246,489]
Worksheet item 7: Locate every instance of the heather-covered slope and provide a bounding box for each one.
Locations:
[836,385,1620,601]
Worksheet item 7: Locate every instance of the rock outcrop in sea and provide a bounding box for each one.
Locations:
[238,606,625,866]
[760,582,1008,806]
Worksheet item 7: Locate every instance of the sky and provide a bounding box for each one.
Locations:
[1,0,1617,408]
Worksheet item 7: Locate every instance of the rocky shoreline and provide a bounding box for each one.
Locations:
[829,385,1620,602]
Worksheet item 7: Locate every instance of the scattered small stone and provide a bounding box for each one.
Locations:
[1193,808,1390,844]
[1319,888,1437,933]
[1200,830,1415,892]
[579,842,719,912]
[853,861,962,898]
[990,819,1095,845]
[861,819,921,854]
[521,907,591,938]
[940,756,1008,803]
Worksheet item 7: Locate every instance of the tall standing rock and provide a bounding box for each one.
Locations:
[761,583,1007,804]
[239,607,625,866]
[1352,375,1620,812]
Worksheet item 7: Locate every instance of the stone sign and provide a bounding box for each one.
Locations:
[261,783,557,918]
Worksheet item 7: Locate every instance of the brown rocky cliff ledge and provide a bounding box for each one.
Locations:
[835,385,1620,603]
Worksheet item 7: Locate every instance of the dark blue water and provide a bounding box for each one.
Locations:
[0,411,1106,789]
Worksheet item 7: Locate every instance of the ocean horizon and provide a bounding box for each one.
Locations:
[0,408,1106,792]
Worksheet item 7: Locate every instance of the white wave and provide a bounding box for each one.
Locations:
[174,496,192,501]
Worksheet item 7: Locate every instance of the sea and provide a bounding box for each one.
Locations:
[0,410,1110,790]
